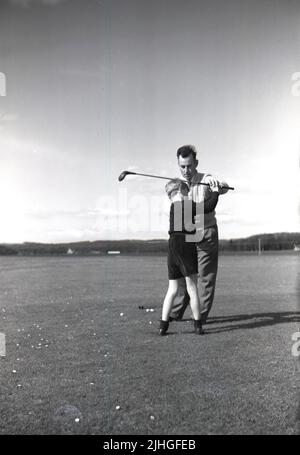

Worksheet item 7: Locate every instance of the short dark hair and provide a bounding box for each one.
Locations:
[176,145,197,160]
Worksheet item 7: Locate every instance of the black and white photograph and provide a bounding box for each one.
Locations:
[0,0,299,439]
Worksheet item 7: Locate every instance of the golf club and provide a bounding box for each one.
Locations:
[118,170,234,190]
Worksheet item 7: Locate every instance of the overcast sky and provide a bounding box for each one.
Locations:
[0,0,299,243]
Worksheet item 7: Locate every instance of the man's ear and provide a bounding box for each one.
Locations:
[195,159,198,168]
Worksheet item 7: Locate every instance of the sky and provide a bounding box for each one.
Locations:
[0,0,299,243]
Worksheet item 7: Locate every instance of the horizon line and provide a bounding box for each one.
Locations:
[0,231,299,246]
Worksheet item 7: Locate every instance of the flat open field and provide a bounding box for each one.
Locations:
[0,253,299,435]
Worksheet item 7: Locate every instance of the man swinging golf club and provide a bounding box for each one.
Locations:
[118,145,232,324]
[169,144,229,324]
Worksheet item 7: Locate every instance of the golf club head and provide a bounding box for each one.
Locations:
[118,171,131,182]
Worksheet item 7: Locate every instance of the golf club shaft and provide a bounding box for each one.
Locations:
[128,171,234,190]
[130,172,180,181]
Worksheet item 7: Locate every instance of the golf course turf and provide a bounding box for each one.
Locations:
[0,253,299,434]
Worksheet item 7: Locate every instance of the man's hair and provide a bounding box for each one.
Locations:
[176,144,197,160]
[165,179,189,199]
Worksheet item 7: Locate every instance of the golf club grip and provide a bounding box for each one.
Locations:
[196,182,235,190]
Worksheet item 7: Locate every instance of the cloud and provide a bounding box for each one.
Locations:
[0,112,18,123]
[0,113,18,133]
[25,209,81,220]
[24,208,130,220]
[0,134,62,162]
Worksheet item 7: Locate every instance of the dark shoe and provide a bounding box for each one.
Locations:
[159,320,169,336]
[194,319,204,335]
[201,312,208,325]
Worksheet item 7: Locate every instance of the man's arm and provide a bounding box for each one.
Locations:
[193,188,219,214]
[204,191,219,213]
[203,179,219,212]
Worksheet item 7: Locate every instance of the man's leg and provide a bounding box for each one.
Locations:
[169,225,219,320]
[185,274,201,321]
[196,224,219,322]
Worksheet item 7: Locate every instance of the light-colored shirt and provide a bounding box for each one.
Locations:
[188,172,226,230]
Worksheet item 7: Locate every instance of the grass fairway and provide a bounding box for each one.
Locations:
[0,254,299,435]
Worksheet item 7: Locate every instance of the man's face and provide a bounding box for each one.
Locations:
[178,154,198,183]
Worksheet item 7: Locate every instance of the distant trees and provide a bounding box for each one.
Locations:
[219,233,300,252]
[0,245,17,255]
[0,232,299,255]
[1,243,68,256]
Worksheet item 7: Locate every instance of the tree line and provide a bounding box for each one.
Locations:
[0,232,299,255]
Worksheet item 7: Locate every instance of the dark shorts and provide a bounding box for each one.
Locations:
[168,234,198,280]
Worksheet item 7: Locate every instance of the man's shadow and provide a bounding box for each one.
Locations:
[168,311,300,333]
[202,311,300,334]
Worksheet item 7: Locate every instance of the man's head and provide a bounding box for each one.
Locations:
[177,145,198,183]
[165,179,189,201]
